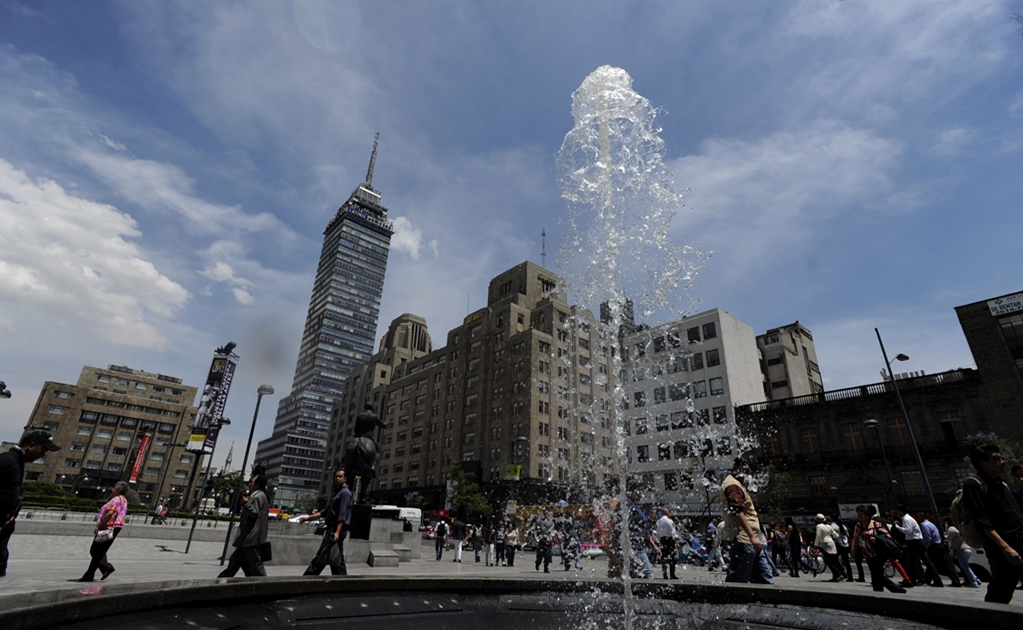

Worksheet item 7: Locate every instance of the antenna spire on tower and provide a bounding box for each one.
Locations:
[365,132,380,189]
[541,226,547,269]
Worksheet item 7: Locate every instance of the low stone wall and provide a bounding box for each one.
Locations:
[12,517,422,563]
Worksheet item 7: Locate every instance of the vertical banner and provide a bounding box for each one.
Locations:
[129,433,151,483]
[188,346,239,453]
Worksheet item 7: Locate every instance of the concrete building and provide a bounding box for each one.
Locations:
[756,321,824,400]
[317,313,433,501]
[735,368,985,516]
[256,140,394,509]
[363,261,617,507]
[21,365,199,509]
[618,309,766,513]
[955,290,1023,445]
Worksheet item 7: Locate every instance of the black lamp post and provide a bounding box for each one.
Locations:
[220,384,274,565]
[875,328,940,521]
[864,418,897,508]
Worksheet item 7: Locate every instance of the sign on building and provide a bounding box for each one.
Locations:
[988,292,1023,317]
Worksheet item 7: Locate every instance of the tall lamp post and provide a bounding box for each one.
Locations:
[864,418,897,508]
[220,384,274,565]
[875,328,940,521]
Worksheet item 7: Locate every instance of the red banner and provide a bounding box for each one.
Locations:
[130,434,151,483]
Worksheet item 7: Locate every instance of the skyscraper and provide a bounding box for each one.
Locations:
[256,138,393,509]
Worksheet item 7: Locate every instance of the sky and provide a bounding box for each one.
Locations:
[1,1,1022,469]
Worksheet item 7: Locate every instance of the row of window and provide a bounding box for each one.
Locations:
[94,375,184,396]
[634,436,732,462]
[631,378,724,407]
[627,407,729,434]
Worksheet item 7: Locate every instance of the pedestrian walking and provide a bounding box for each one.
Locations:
[495,523,506,566]
[505,525,518,566]
[451,518,466,563]
[813,513,846,581]
[1,431,60,578]
[721,458,773,584]
[851,504,906,593]
[218,475,269,578]
[301,468,352,575]
[707,520,724,571]
[959,444,1023,604]
[656,507,679,580]
[946,521,981,587]
[471,525,483,562]
[76,481,129,582]
[831,515,854,581]
[434,518,448,561]
[893,505,938,586]
[785,517,803,578]
[922,513,960,587]
[485,523,496,566]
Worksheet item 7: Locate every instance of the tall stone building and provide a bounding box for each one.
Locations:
[955,290,1023,444]
[618,309,766,513]
[256,140,394,509]
[319,313,433,494]
[362,261,617,506]
[22,365,199,508]
[756,321,824,400]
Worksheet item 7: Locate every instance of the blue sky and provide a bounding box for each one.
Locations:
[1,1,1021,467]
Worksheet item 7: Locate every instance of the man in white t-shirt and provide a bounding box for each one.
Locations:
[656,508,679,579]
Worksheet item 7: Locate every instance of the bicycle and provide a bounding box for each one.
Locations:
[803,547,826,576]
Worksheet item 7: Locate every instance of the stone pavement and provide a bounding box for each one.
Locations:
[2,533,1022,614]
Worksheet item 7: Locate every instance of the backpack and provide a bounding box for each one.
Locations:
[435,521,447,538]
[950,477,987,549]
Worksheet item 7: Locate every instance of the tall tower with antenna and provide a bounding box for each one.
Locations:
[541,226,547,269]
[255,135,394,508]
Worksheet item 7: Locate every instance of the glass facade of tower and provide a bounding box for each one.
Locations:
[256,183,393,509]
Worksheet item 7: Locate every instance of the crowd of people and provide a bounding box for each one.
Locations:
[3,431,1023,606]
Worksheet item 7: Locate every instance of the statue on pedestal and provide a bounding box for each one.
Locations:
[343,403,386,501]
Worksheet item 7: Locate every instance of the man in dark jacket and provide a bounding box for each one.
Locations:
[218,474,269,577]
[962,444,1023,603]
[302,467,352,575]
[1,431,60,577]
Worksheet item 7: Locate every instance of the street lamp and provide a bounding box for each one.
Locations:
[875,328,940,521]
[864,418,897,509]
[220,384,274,565]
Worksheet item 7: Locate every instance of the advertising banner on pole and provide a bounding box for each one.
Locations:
[187,346,239,453]
[129,433,151,483]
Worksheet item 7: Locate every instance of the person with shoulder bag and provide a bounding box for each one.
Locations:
[76,481,129,582]
[218,474,270,577]
[851,504,905,593]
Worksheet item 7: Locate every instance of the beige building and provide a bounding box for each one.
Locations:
[22,365,199,509]
[756,321,824,400]
[619,309,766,512]
[326,261,617,505]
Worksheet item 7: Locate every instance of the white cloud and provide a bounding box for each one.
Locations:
[930,127,974,157]
[0,158,189,347]
[75,149,292,237]
[390,216,437,260]
[670,121,903,283]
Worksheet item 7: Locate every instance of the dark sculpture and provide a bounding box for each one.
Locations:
[343,403,386,500]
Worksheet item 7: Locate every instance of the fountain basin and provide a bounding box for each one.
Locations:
[2,577,1018,630]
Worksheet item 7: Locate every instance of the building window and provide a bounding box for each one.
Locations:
[799,426,819,454]
[712,406,727,424]
[841,422,863,451]
[709,377,723,395]
[657,443,671,461]
[691,353,703,370]
[692,381,707,398]
[808,475,826,498]
[671,411,692,429]
[687,327,700,343]
[174,469,189,479]
[702,322,717,339]
[706,348,720,367]
[637,445,650,462]
[70,442,86,452]
[633,391,646,408]
[48,405,67,415]
[64,458,81,468]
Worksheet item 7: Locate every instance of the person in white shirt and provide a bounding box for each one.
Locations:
[656,507,679,579]
[893,505,937,586]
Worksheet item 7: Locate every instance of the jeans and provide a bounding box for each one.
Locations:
[435,536,445,560]
[633,549,654,579]
[725,543,774,584]
[0,519,13,574]
[709,546,724,570]
[955,547,981,587]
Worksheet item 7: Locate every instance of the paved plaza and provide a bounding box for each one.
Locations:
[2,532,1022,615]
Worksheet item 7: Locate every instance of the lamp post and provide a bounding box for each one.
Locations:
[220,384,274,565]
[185,417,230,554]
[864,418,897,508]
[875,328,940,521]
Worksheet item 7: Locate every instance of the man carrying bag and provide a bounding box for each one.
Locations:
[218,475,269,577]
[301,468,352,576]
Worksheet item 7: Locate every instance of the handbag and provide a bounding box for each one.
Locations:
[94,529,114,544]
[872,524,904,561]
[258,541,272,562]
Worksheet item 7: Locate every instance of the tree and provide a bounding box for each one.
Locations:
[754,465,792,521]
[447,464,492,522]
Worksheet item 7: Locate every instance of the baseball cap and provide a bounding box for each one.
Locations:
[23,430,60,451]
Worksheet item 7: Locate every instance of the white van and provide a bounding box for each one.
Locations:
[371,505,422,530]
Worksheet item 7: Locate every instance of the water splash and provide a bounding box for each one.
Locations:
[557,65,709,630]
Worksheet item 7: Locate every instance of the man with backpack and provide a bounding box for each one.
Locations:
[434,518,448,561]
[958,444,1023,604]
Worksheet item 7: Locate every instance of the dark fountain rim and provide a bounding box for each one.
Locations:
[1,577,1019,630]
